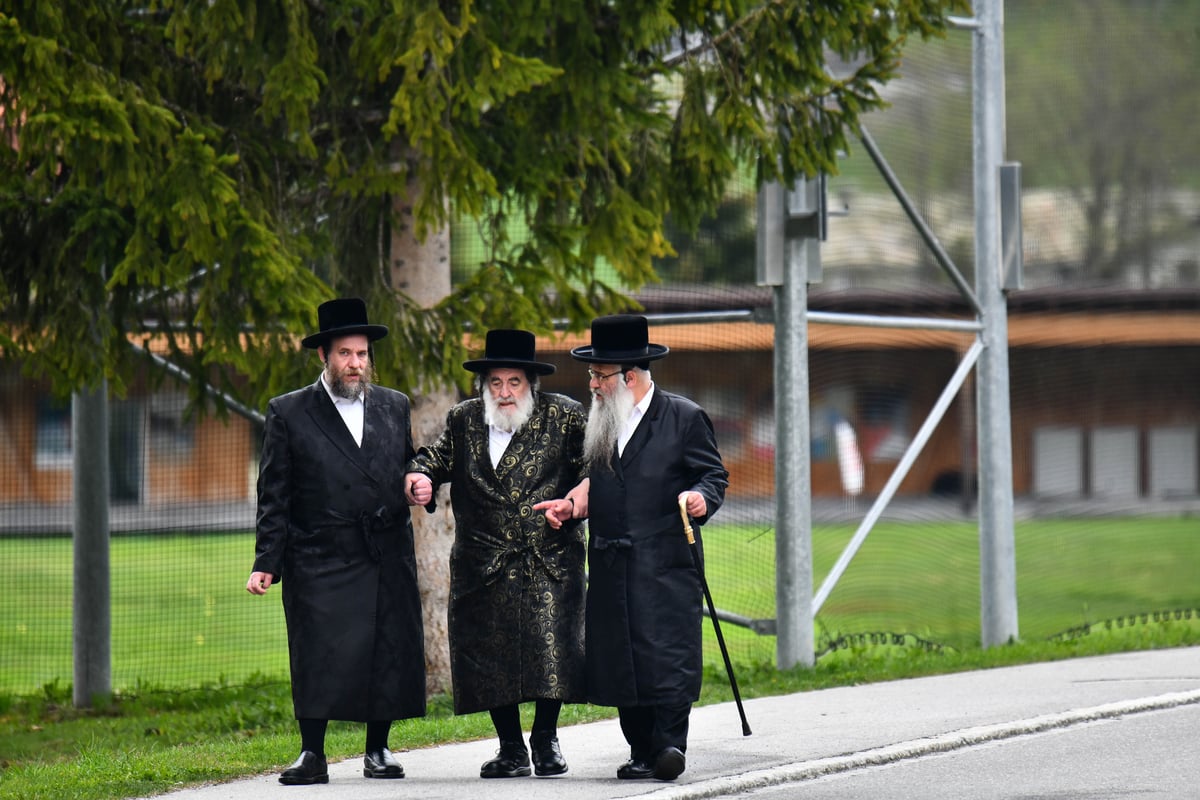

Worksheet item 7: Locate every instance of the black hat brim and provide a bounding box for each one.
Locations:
[568,343,669,364]
[463,358,556,375]
[301,323,389,349]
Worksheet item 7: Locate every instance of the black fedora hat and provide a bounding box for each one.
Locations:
[301,297,389,349]
[463,329,556,375]
[569,314,669,364]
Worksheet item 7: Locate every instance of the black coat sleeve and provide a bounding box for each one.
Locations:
[253,398,291,580]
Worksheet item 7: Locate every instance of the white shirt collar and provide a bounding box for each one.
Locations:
[633,381,654,418]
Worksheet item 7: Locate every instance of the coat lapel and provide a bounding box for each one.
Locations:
[359,395,388,480]
[619,390,661,467]
[464,402,501,480]
[305,381,375,482]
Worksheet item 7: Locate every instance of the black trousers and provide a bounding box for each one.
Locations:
[618,702,691,760]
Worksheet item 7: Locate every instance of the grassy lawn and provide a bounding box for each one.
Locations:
[703,516,1200,665]
[2,533,289,694]
[1,516,1198,799]
[7,519,1197,692]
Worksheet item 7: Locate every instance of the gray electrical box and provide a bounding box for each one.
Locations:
[756,176,825,287]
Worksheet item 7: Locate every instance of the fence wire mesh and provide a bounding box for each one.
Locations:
[2,0,1198,695]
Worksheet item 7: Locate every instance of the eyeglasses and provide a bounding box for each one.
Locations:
[587,368,623,382]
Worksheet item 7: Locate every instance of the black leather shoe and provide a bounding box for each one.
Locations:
[529,731,568,776]
[653,746,686,781]
[616,757,655,779]
[363,747,405,779]
[480,740,531,778]
[279,750,329,785]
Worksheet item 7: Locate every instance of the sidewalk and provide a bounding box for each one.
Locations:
[141,647,1200,800]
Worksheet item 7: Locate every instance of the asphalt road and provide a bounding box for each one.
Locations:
[735,702,1200,799]
[139,646,1200,800]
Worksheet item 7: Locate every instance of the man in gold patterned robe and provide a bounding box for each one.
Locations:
[405,329,587,779]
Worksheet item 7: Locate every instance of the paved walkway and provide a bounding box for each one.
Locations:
[139,646,1200,800]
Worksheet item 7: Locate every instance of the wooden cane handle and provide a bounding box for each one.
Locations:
[678,496,696,545]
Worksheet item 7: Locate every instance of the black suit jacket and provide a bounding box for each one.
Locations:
[586,387,729,707]
[253,380,425,721]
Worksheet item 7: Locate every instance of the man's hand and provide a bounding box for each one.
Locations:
[678,490,707,519]
[246,571,274,595]
[405,472,433,506]
[534,479,589,530]
[533,497,574,530]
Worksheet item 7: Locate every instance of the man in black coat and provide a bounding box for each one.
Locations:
[538,314,729,783]
[246,297,425,785]
[406,329,587,779]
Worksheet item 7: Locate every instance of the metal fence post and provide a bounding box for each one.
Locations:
[760,179,817,669]
[72,382,112,706]
[973,0,1020,647]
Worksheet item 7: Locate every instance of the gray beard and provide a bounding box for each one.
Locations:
[583,378,636,471]
[328,369,370,401]
[483,388,536,433]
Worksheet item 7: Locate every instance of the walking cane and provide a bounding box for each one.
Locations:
[679,497,752,736]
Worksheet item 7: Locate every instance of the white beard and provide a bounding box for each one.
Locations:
[583,377,636,470]
[483,387,536,433]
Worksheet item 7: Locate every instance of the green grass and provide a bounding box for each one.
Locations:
[700,516,1200,664]
[10,518,1196,692]
[3,533,290,693]
[1,516,1199,799]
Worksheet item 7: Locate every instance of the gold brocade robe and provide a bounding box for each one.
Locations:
[408,392,587,714]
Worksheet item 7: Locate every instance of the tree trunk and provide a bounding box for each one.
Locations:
[409,392,456,698]
[389,176,456,698]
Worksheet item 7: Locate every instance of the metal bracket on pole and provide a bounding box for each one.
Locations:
[1000,162,1024,291]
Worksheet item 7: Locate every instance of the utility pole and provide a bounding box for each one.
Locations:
[758,176,823,669]
[969,0,1020,647]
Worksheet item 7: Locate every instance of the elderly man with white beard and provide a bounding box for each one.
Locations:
[405,329,588,780]
[537,314,728,783]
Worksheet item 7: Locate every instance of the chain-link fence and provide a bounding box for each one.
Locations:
[2,0,1198,694]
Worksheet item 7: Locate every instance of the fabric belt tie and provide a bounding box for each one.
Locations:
[591,536,633,551]
[591,535,632,568]
[480,541,566,585]
[329,506,394,562]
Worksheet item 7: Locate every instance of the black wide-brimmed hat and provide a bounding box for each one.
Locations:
[463,329,556,375]
[301,297,389,349]
[569,314,669,364]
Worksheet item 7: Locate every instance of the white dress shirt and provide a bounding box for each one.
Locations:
[320,373,364,446]
[618,383,655,456]
[488,426,514,469]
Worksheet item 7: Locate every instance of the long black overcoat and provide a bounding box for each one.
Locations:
[585,388,728,708]
[253,380,426,722]
[407,392,587,714]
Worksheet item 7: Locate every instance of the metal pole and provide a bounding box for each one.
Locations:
[858,127,983,317]
[73,382,112,706]
[129,342,265,425]
[807,311,981,333]
[770,181,815,670]
[973,0,1019,647]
